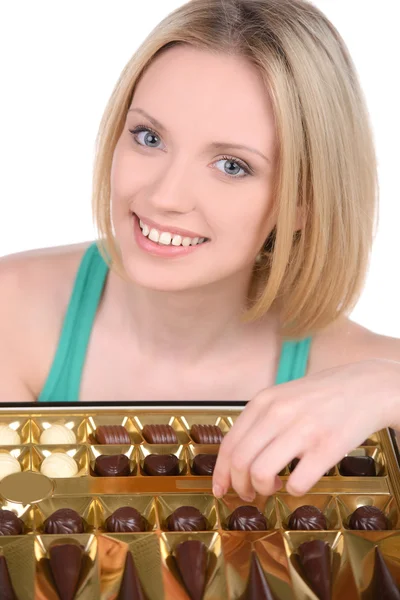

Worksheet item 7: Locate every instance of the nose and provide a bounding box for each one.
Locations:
[146,156,197,215]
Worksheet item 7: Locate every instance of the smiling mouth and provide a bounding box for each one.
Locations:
[135,214,209,248]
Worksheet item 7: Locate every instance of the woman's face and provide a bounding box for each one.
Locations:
[111,45,277,292]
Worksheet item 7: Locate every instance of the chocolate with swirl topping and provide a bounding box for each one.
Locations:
[228,506,268,531]
[192,454,218,475]
[190,424,223,444]
[288,505,327,530]
[44,508,84,534]
[167,506,208,531]
[0,510,24,536]
[348,505,389,530]
[106,506,147,532]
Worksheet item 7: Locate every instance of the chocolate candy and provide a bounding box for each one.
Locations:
[95,425,130,445]
[0,454,21,481]
[142,424,178,444]
[371,547,400,600]
[228,506,268,531]
[105,507,147,533]
[0,555,17,600]
[44,508,84,534]
[298,540,332,600]
[190,424,223,444]
[339,456,376,476]
[94,454,131,477]
[49,540,83,600]
[0,510,24,536]
[243,552,275,600]
[167,506,207,532]
[117,550,146,600]
[40,453,78,478]
[348,505,389,530]
[288,506,327,530]
[175,540,208,600]
[192,454,217,476]
[143,454,180,476]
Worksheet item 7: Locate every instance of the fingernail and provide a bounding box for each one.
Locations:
[213,484,225,498]
[242,493,256,502]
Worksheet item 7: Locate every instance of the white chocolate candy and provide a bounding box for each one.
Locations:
[0,425,21,445]
[40,424,77,445]
[40,453,78,478]
[0,453,21,480]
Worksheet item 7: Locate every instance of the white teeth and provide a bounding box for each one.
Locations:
[181,237,191,247]
[190,237,199,246]
[142,224,149,236]
[198,238,205,243]
[158,231,172,245]
[148,228,160,243]
[171,234,183,246]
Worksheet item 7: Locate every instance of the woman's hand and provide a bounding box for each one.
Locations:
[212,358,400,500]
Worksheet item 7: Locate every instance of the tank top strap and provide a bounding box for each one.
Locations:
[274,337,312,385]
[37,242,109,402]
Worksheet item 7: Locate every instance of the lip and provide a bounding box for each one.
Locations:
[133,212,207,240]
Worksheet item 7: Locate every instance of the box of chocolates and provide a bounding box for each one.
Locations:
[0,404,398,599]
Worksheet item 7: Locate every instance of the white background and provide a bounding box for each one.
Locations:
[0,1,398,336]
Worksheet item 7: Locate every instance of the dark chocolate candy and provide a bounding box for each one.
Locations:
[105,507,147,533]
[348,505,389,530]
[228,506,268,531]
[94,454,131,477]
[190,424,223,444]
[339,456,376,476]
[49,541,83,600]
[242,552,275,600]
[298,540,332,600]
[371,547,400,600]
[95,425,130,445]
[0,510,24,536]
[288,506,327,530]
[117,550,146,600]
[142,424,178,444]
[44,508,84,534]
[175,540,207,600]
[192,454,217,476]
[167,506,207,532]
[0,555,17,600]
[143,454,179,476]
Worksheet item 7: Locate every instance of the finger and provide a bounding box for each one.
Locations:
[286,443,343,496]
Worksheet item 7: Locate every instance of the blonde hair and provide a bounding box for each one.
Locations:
[92,0,378,339]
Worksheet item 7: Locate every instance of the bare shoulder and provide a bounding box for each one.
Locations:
[0,241,93,399]
[308,315,400,374]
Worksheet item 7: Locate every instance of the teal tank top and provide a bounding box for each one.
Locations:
[37,242,312,402]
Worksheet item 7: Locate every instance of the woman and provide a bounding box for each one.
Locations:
[0,0,399,502]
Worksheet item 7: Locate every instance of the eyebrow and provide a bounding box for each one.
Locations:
[128,107,271,164]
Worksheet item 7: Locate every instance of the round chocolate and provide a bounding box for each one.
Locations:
[94,454,131,477]
[0,509,24,535]
[105,506,147,532]
[167,506,208,531]
[143,454,180,476]
[228,506,268,531]
[43,508,84,534]
[339,456,376,477]
[348,505,389,530]
[142,424,178,444]
[190,424,223,444]
[95,425,130,445]
[192,454,217,476]
[288,505,327,530]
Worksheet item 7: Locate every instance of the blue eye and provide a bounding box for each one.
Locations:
[128,125,252,179]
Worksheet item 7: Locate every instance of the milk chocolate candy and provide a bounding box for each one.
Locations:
[94,454,131,477]
[0,510,24,536]
[44,508,84,534]
[143,454,179,476]
[348,505,389,530]
[339,456,376,476]
[106,507,147,533]
[95,425,130,445]
[288,506,327,530]
[49,540,83,600]
[371,547,400,600]
[142,424,178,444]
[175,540,207,600]
[0,555,17,600]
[298,540,332,600]
[228,506,268,531]
[117,550,146,600]
[167,506,207,532]
[190,424,223,444]
[242,552,275,600]
[192,454,217,476]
